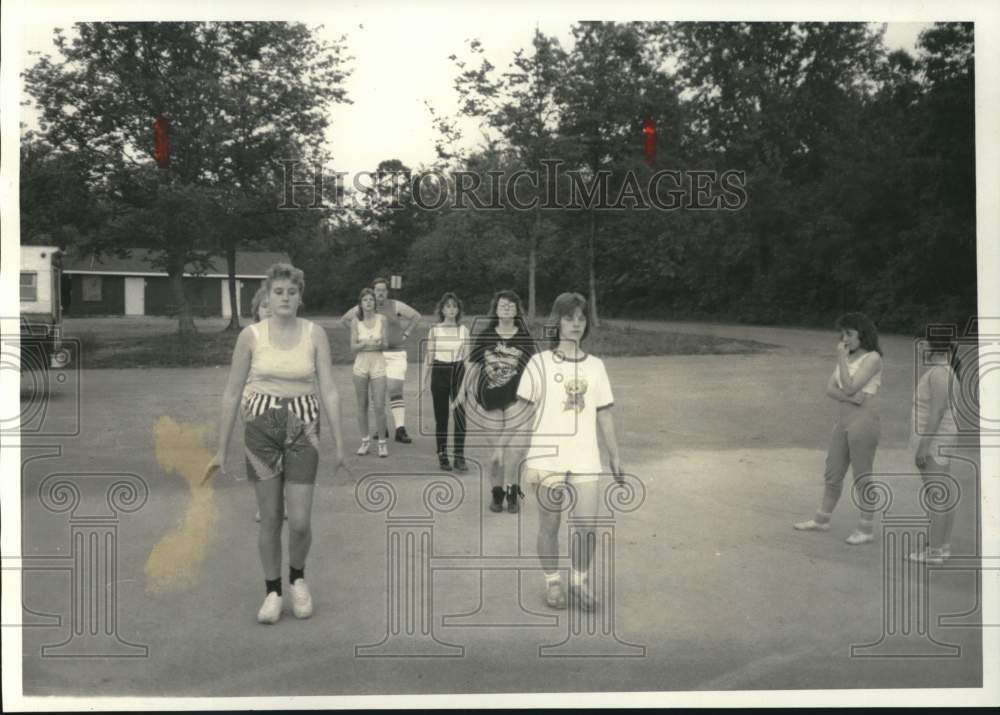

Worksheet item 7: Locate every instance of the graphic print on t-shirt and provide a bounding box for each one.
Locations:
[483,342,526,389]
[563,377,588,413]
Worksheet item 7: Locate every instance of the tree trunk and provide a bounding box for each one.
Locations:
[588,209,600,327]
[527,205,540,320]
[168,252,197,335]
[226,242,241,331]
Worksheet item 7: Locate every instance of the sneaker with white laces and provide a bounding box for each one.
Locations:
[356,438,371,456]
[257,592,283,624]
[377,439,389,458]
[289,579,314,619]
[793,519,831,532]
[846,530,875,545]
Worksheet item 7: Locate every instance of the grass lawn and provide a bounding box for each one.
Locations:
[64,315,779,368]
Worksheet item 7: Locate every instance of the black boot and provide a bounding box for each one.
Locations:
[438,451,452,471]
[452,455,468,473]
[506,485,524,514]
[395,426,412,444]
[490,486,505,513]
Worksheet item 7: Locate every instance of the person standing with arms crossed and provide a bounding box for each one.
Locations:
[341,277,421,444]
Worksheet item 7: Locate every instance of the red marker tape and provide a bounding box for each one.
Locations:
[643,117,656,166]
[153,116,170,168]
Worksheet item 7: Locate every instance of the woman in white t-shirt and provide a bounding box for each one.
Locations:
[794,313,884,545]
[420,292,470,472]
[908,326,962,564]
[515,292,624,611]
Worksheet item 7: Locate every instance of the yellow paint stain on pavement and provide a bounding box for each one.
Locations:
[145,416,218,595]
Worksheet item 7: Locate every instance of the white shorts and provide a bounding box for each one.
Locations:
[383,350,407,381]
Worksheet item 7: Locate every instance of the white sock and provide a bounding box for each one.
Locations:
[391,405,405,428]
[570,568,588,588]
[544,572,561,587]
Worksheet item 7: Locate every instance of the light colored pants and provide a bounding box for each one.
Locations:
[818,400,881,524]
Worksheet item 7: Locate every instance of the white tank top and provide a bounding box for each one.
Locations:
[429,323,469,363]
[356,314,385,343]
[245,319,316,398]
[833,351,882,395]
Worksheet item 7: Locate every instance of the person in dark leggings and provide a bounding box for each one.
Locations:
[421,292,469,471]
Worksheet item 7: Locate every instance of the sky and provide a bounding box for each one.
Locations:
[16,9,929,176]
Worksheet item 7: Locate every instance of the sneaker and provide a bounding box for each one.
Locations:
[377,439,389,458]
[846,530,875,545]
[452,456,468,473]
[257,592,283,624]
[793,519,831,532]
[289,579,314,619]
[395,426,413,444]
[438,452,452,471]
[569,581,597,612]
[489,486,505,513]
[506,485,524,514]
[544,580,567,610]
[907,547,946,565]
[356,438,371,456]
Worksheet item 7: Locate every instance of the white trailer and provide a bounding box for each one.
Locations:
[20,245,67,370]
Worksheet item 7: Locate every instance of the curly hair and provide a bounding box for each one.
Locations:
[835,312,882,356]
[264,263,305,298]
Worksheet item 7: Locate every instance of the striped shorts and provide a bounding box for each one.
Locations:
[242,391,321,484]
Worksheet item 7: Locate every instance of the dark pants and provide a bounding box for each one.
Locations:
[430,360,465,457]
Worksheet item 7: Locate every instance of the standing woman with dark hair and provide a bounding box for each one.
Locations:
[350,287,389,458]
[420,292,470,471]
[795,312,884,545]
[461,290,537,513]
[204,263,346,625]
[908,327,962,563]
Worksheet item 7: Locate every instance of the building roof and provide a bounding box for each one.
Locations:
[62,248,292,278]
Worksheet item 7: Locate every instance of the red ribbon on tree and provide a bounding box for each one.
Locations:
[153,116,170,168]
[643,117,656,166]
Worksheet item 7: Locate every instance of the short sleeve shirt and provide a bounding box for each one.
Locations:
[468,323,537,411]
[516,350,614,475]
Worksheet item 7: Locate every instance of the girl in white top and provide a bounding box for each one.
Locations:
[795,313,884,545]
[350,287,389,457]
[203,263,346,625]
[515,292,624,612]
[420,292,471,471]
[908,327,962,564]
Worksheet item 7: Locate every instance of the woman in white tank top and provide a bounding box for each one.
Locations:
[908,327,962,564]
[204,263,347,625]
[350,288,389,457]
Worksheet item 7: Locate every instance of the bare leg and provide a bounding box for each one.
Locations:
[285,483,315,569]
[353,374,370,437]
[371,376,388,439]
[254,477,285,580]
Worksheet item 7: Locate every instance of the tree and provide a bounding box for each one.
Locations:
[23,22,351,333]
[450,30,567,318]
[556,22,671,326]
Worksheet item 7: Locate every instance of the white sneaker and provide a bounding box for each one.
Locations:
[846,530,875,545]
[257,592,283,624]
[793,519,830,532]
[290,579,314,619]
[357,438,371,456]
[907,547,948,565]
[377,440,389,458]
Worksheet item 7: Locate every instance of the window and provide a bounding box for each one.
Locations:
[82,275,103,302]
[20,272,37,302]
